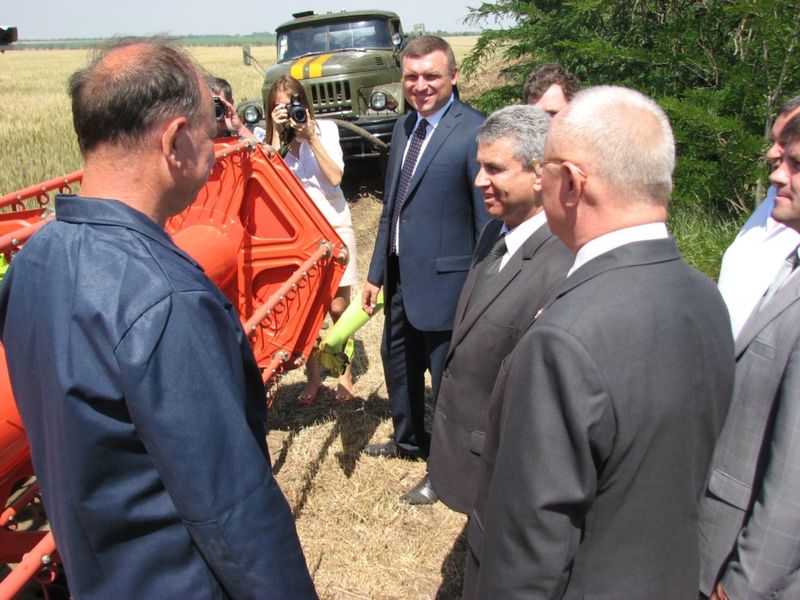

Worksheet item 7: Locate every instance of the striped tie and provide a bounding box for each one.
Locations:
[467,234,507,309]
[390,118,428,254]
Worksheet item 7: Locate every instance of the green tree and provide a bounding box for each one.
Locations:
[463,0,800,214]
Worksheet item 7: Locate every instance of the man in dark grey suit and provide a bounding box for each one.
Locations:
[463,86,735,599]
[698,114,800,600]
[361,36,489,502]
[423,105,572,511]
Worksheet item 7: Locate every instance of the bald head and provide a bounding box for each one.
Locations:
[549,86,675,205]
[69,37,206,154]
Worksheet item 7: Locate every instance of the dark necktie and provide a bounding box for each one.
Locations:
[468,234,507,310]
[760,245,800,309]
[390,118,428,254]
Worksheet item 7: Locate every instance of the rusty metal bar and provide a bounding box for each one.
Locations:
[0,141,256,213]
[0,172,82,210]
[261,351,289,385]
[243,241,332,333]
[0,219,52,253]
[0,531,57,600]
[0,141,262,255]
[0,482,39,528]
[214,138,259,161]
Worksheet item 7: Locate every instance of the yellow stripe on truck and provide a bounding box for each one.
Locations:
[308,54,333,78]
[290,56,315,80]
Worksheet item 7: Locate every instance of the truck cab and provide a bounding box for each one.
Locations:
[240,10,412,160]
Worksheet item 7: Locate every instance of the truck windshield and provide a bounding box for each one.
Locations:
[277,18,393,62]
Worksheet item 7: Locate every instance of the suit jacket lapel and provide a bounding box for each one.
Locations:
[735,273,800,357]
[402,100,462,205]
[451,220,502,334]
[448,221,553,355]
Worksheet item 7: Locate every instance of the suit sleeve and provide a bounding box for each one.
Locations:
[476,324,615,599]
[721,342,800,599]
[466,128,491,242]
[115,291,317,600]
[367,198,391,285]
[366,119,405,286]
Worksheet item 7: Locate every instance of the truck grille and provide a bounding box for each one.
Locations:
[310,81,352,114]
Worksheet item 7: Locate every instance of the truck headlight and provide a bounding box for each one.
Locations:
[243,105,262,124]
[370,91,388,111]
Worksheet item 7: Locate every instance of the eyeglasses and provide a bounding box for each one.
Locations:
[537,158,587,179]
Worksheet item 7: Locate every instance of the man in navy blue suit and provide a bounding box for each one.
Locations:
[0,38,316,599]
[361,35,488,504]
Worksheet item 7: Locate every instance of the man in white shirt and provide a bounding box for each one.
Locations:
[717,96,800,338]
[699,111,800,600]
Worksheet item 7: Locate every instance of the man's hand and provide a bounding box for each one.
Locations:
[218,96,258,142]
[362,281,382,316]
[217,96,238,132]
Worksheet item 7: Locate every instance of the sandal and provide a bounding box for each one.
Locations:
[298,384,320,406]
[334,383,354,404]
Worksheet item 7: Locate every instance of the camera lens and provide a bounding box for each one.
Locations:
[290,105,307,123]
[287,93,308,124]
[213,97,225,121]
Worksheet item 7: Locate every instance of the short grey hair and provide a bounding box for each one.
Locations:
[477,105,552,170]
[554,85,675,205]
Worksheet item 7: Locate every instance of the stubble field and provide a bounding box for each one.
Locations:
[0,39,490,598]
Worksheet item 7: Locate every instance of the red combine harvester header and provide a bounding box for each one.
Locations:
[0,138,347,598]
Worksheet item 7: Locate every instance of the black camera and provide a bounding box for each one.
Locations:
[285,94,307,124]
[213,96,225,121]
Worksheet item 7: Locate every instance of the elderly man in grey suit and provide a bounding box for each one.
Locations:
[463,86,735,599]
[698,114,800,600]
[421,105,572,510]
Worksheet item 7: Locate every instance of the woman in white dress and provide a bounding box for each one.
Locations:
[266,76,358,404]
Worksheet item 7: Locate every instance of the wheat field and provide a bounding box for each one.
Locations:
[1,39,490,599]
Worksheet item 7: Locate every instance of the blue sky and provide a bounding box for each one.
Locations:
[4,0,491,40]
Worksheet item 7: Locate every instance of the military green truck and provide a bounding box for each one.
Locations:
[239,10,414,160]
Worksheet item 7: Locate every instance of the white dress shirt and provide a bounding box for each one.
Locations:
[498,209,548,271]
[400,94,454,166]
[394,95,455,254]
[717,186,800,339]
[568,222,669,276]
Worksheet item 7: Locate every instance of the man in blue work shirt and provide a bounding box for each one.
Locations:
[0,38,317,599]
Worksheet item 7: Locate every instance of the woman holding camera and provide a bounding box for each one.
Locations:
[266,75,357,405]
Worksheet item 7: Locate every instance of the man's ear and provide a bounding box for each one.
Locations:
[161,116,189,169]
[562,162,586,208]
[532,164,543,193]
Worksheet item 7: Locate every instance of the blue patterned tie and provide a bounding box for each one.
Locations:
[390,118,428,254]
